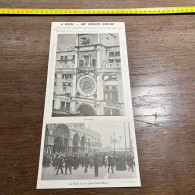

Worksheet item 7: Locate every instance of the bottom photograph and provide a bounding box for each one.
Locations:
[37,121,140,188]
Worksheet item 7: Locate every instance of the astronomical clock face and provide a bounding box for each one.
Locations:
[77,75,96,97]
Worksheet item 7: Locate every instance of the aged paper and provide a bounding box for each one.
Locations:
[37,22,141,189]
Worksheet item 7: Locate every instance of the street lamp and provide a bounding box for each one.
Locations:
[110,132,122,153]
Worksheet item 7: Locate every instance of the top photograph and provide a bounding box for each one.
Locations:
[52,33,125,117]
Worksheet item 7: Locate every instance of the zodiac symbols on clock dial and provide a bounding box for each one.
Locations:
[77,76,96,97]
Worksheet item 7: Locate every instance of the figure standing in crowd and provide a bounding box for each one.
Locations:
[84,153,90,173]
[80,154,85,167]
[52,154,58,170]
[116,154,127,171]
[127,153,135,172]
[93,154,100,177]
[73,153,79,170]
[43,151,135,177]
[65,154,72,175]
[108,154,115,173]
[56,154,64,175]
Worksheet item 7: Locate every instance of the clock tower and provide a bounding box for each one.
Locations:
[53,33,124,116]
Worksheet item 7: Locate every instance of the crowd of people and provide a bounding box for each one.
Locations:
[42,151,135,177]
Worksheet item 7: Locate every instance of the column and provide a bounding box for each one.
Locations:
[72,74,77,97]
[56,72,62,95]
[97,73,103,100]
[96,45,101,68]
[54,98,61,110]
[68,139,73,153]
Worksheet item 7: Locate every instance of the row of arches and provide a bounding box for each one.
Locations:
[45,125,89,154]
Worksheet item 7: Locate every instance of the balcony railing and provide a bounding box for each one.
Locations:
[104,63,121,68]
[60,107,70,112]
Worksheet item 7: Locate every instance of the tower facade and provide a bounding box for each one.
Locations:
[53,33,124,116]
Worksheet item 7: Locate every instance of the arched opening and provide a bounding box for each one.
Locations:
[111,86,118,102]
[73,133,80,153]
[53,137,63,153]
[104,86,110,101]
[55,125,70,153]
[80,136,87,152]
[77,104,96,116]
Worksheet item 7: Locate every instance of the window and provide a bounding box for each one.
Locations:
[92,59,96,67]
[83,55,90,67]
[60,101,70,112]
[104,107,120,116]
[108,59,114,63]
[60,56,63,60]
[61,101,65,108]
[79,60,84,67]
[72,55,75,60]
[104,86,110,100]
[104,86,118,102]
[62,74,72,79]
[64,56,68,60]
[66,102,70,112]
[63,86,66,92]
[112,109,119,116]
[104,107,110,115]
[62,82,71,95]
[111,86,118,102]
[108,52,114,57]
[54,82,56,86]
[55,74,57,78]
[62,74,66,79]
[115,51,120,56]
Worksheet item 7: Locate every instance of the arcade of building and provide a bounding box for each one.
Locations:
[44,123,102,154]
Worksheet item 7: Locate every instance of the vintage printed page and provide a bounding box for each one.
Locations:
[37,22,141,189]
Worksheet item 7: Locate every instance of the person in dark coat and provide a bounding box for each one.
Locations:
[116,154,127,171]
[52,154,58,170]
[84,153,90,173]
[80,154,85,167]
[93,154,100,177]
[43,153,47,167]
[127,154,135,172]
[108,155,115,173]
[65,155,72,175]
[73,154,79,170]
[56,155,64,175]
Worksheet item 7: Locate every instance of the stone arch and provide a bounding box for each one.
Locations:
[55,124,70,139]
[53,137,63,153]
[73,133,80,153]
[53,124,70,153]
[77,103,96,116]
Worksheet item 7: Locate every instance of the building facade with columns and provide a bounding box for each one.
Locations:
[44,123,101,154]
[52,33,124,116]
